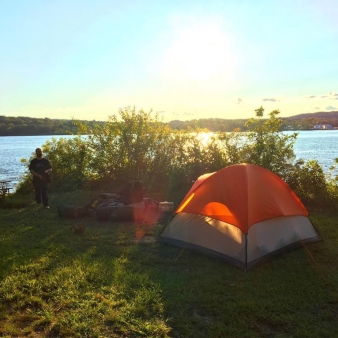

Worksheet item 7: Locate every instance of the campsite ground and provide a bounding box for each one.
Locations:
[0,190,338,337]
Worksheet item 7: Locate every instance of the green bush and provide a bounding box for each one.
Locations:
[14,106,338,209]
[242,106,298,175]
[285,159,330,207]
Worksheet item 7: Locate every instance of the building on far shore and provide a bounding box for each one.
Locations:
[313,124,334,130]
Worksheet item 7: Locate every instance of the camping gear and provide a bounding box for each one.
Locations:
[158,163,321,270]
[57,194,163,223]
[117,180,146,205]
[159,201,174,212]
[96,203,144,222]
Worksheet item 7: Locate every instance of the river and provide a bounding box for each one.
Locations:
[1,131,338,189]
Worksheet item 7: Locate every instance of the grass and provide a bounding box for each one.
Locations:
[0,190,338,337]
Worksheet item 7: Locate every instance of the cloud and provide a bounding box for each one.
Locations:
[328,92,338,100]
[315,107,320,109]
[262,98,278,102]
[157,110,165,114]
[304,92,338,100]
[326,106,337,111]
[319,92,338,99]
[172,111,196,116]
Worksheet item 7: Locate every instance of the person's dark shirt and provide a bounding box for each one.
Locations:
[29,158,52,183]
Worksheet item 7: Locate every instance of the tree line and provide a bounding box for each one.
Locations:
[0,116,104,136]
[168,112,338,131]
[1,111,338,136]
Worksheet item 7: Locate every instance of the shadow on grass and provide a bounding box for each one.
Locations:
[1,198,338,337]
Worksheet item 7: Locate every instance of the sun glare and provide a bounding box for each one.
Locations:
[198,132,214,146]
[162,23,236,82]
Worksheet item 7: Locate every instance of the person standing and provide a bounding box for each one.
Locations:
[29,148,52,209]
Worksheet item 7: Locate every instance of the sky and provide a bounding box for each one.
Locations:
[0,0,337,122]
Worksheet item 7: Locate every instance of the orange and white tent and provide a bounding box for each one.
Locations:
[159,164,321,270]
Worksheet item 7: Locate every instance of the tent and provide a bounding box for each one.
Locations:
[158,164,321,270]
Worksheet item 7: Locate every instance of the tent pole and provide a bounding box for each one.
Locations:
[301,240,316,263]
[174,245,187,263]
[245,234,248,273]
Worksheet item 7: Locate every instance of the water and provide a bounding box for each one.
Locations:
[0,135,75,189]
[289,130,338,169]
[1,131,338,189]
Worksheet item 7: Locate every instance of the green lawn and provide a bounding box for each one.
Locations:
[0,191,337,337]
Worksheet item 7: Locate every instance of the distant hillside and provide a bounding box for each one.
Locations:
[168,111,338,132]
[0,116,105,136]
[1,111,338,135]
[287,111,338,120]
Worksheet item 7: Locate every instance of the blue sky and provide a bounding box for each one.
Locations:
[1,0,337,121]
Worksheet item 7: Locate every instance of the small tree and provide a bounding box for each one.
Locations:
[43,136,91,190]
[76,107,177,192]
[242,106,298,178]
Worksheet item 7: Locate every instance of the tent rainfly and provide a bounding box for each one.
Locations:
[158,164,321,270]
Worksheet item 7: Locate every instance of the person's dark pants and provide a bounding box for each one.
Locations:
[33,181,49,207]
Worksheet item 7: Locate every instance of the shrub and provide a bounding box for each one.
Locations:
[242,106,298,175]
[13,107,338,210]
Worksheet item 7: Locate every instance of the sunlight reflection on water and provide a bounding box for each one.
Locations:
[1,131,338,188]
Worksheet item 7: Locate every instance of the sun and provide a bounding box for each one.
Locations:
[162,22,236,82]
